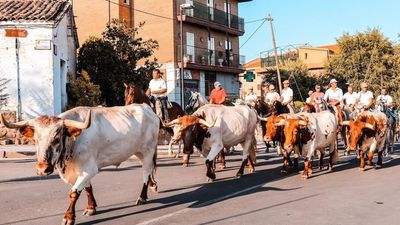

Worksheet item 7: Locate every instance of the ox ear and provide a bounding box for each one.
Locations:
[19,126,35,138]
[66,127,82,141]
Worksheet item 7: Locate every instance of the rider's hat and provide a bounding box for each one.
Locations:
[283,80,289,84]
[329,79,338,84]
[214,81,222,87]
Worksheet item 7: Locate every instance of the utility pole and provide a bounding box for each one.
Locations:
[15,38,22,121]
[267,14,282,94]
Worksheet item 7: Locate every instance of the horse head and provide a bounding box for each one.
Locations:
[124,82,150,106]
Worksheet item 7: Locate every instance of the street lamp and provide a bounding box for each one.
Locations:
[179,3,194,108]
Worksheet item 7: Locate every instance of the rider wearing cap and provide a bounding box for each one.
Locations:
[356,82,374,110]
[146,69,169,121]
[281,80,294,114]
[244,87,258,106]
[265,84,280,106]
[210,81,227,105]
[342,85,358,115]
[376,87,393,109]
[310,84,325,112]
[324,79,344,122]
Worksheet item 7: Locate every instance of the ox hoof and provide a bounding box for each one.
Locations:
[248,168,255,173]
[219,164,226,169]
[359,167,365,172]
[175,154,180,159]
[136,197,147,205]
[83,208,96,216]
[182,163,189,167]
[149,184,158,193]
[301,174,309,179]
[375,165,382,169]
[206,177,215,182]
[61,219,75,225]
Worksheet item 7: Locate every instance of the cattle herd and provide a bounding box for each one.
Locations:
[0,101,396,225]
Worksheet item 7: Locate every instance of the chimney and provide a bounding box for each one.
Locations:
[119,0,133,27]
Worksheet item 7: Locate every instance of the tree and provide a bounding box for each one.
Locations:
[327,29,400,105]
[67,71,102,108]
[0,78,10,109]
[78,20,159,106]
[261,59,316,102]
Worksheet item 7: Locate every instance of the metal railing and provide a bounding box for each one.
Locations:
[260,53,298,67]
[178,45,245,69]
[177,0,245,32]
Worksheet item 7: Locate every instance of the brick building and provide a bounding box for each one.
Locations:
[74,0,251,106]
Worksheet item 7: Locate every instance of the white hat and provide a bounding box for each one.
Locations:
[329,79,338,84]
[214,81,222,87]
[283,80,289,84]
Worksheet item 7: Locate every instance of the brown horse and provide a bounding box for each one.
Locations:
[124,83,185,155]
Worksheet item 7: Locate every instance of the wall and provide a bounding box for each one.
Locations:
[298,47,329,70]
[73,0,119,44]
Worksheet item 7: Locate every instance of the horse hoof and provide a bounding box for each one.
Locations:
[150,184,158,193]
[136,197,147,205]
[83,208,96,216]
[61,219,75,225]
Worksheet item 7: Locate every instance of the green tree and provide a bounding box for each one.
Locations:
[262,59,316,102]
[67,71,102,108]
[0,78,10,109]
[327,28,400,105]
[78,20,159,106]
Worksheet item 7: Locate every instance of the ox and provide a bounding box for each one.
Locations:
[276,111,339,178]
[341,111,388,170]
[0,104,159,225]
[166,104,258,181]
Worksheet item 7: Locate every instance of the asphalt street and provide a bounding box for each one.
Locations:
[0,143,399,225]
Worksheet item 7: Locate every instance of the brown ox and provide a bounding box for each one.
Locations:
[341,111,388,170]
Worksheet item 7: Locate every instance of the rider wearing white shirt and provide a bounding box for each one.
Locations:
[324,79,343,123]
[356,82,373,110]
[146,69,169,121]
[265,84,280,105]
[245,87,258,106]
[343,85,357,107]
[376,88,393,107]
[280,80,294,114]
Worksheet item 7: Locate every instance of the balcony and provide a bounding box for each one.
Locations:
[260,51,299,68]
[178,45,246,74]
[177,0,245,36]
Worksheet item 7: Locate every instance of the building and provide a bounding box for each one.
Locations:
[0,0,78,119]
[125,0,251,105]
[72,0,120,44]
[240,44,338,97]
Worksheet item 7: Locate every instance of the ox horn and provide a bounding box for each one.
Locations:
[340,121,350,126]
[124,83,128,88]
[257,115,268,122]
[199,118,215,128]
[0,114,34,128]
[274,119,285,127]
[364,123,375,131]
[298,120,308,126]
[163,118,181,127]
[64,110,91,129]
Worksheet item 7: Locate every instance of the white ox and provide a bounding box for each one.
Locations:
[0,104,159,225]
[165,104,258,181]
[276,111,339,178]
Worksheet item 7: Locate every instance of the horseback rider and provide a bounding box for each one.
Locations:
[324,79,344,123]
[281,80,294,114]
[310,84,325,112]
[265,84,280,106]
[210,81,227,105]
[355,82,374,111]
[146,69,169,122]
[376,87,393,110]
[342,85,358,115]
[244,86,258,106]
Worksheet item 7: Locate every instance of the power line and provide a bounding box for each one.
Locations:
[107,0,175,21]
[240,18,267,49]
[245,18,267,24]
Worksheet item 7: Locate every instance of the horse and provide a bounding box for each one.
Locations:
[185,91,209,114]
[377,103,397,155]
[124,83,185,156]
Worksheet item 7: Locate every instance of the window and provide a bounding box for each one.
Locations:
[304,53,308,60]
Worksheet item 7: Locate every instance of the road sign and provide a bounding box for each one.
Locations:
[244,71,255,82]
[5,29,28,37]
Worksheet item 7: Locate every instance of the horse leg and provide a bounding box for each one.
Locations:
[168,140,174,157]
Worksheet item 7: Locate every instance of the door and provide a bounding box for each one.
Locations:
[208,37,215,65]
[207,0,214,21]
[224,3,231,26]
[186,32,194,62]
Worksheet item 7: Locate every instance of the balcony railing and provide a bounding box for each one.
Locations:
[261,54,298,68]
[178,45,245,69]
[177,0,245,32]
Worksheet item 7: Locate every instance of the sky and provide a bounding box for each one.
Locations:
[239,0,400,62]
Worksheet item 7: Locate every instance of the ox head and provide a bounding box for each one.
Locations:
[0,111,91,176]
[277,116,309,151]
[258,114,282,142]
[341,120,375,151]
[164,114,214,154]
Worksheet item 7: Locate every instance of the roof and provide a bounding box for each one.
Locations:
[244,58,262,69]
[317,44,339,54]
[0,0,70,23]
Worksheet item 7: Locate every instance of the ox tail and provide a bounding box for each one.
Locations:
[249,136,257,164]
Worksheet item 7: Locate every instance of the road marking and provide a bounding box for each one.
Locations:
[136,180,267,225]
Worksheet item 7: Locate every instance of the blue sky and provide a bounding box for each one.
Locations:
[239,0,400,62]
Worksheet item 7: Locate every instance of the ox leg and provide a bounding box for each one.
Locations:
[301,159,312,179]
[237,157,249,177]
[137,153,158,205]
[205,159,216,181]
[359,149,366,171]
[319,150,324,171]
[205,145,223,181]
[168,140,174,157]
[182,154,191,167]
[280,150,290,173]
[219,150,226,169]
[367,150,374,167]
[376,150,383,169]
[82,184,97,216]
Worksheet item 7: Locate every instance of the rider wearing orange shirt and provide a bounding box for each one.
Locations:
[210,81,227,105]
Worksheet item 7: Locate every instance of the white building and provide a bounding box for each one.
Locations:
[0,0,78,119]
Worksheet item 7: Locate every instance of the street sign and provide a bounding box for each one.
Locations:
[244,71,255,82]
[5,29,28,37]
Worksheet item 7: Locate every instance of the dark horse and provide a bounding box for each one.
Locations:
[124,83,185,155]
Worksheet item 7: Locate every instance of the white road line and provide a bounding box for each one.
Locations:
[136,180,267,225]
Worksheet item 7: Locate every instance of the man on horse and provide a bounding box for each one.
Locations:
[265,84,280,106]
[244,87,258,106]
[281,80,294,114]
[146,69,170,122]
[355,82,374,111]
[324,79,344,123]
[310,84,325,112]
[210,81,227,105]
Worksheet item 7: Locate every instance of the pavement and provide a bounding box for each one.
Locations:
[0,142,399,225]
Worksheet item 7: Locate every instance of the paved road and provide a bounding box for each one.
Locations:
[0,143,399,225]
